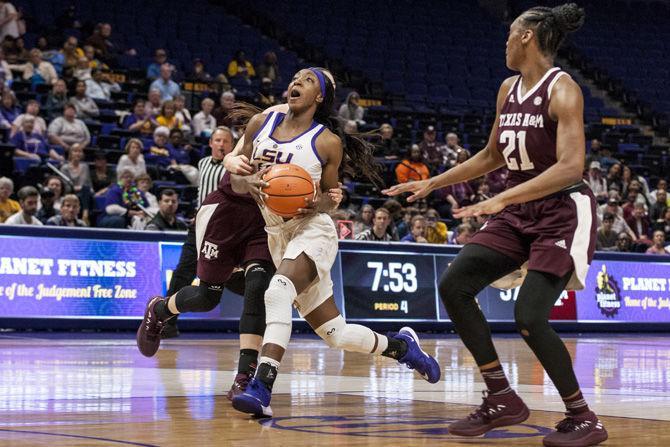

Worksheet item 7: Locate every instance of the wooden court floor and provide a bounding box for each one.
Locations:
[0,333,668,446]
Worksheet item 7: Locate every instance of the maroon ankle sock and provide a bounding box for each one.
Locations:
[563,390,589,415]
[480,364,511,395]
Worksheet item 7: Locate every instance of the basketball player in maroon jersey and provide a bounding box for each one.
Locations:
[385,4,607,446]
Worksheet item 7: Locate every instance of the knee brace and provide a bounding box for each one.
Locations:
[174,282,223,313]
[314,315,377,354]
[239,262,273,336]
[262,274,295,349]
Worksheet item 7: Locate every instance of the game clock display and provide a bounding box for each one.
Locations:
[340,251,438,320]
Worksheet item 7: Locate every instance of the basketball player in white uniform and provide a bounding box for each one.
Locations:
[228,67,441,418]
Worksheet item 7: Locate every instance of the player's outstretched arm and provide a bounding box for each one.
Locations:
[383,77,515,202]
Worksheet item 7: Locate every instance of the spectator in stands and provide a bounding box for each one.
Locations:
[443,151,474,209]
[649,179,668,205]
[355,207,396,241]
[156,100,183,130]
[10,48,58,87]
[353,204,373,236]
[4,186,41,225]
[626,202,651,243]
[395,206,418,238]
[12,99,47,136]
[35,185,57,224]
[338,91,366,128]
[44,175,65,212]
[650,190,667,222]
[129,172,159,230]
[213,91,235,127]
[0,1,21,42]
[86,23,135,66]
[646,231,667,255]
[0,88,18,128]
[0,176,19,222]
[11,115,60,160]
[60,36,83,76]
[615,232,633,253]
[587,161,608,203]
[83,44,106,71]
[257,51,279,82]
[627,179,649,210]
[91,152,114,196]
[122,98,155,136]
[44,79,68,120]
[150,63,180,101]
[343,120,357,135]
[395,144,430,184]
[255,77,278,108]
[188,58,212,81]
[146,88,162,116]
[600,195,636,240]
[192,98,217,137]
[117,138,146,178]
[47,104,90,150]
[622,166,651,203]
[69,79,99,119]
[145,189,187,231]
[147,48,172,81]
[378,123,401,158]
[98,167,147,228]
[2,35,27,64]
[46,194,86,227]
[0,48,11,87]
[382,199,402,240]
[655,208,670,238]
[73,55,91,80]
[606,163,623,193]
[596,212,618,251]
[146,126,174,167]
[449,223,475,245]
[85,68,120,101]
[439,132,464,167]
[60,143,91,222]
[401,215,428,243]
[168,128,199,185]
[227,50,255,82]
[424,208,447,244]
[473,181,492,204]
[419,125,440,168]
[173,95,191,132]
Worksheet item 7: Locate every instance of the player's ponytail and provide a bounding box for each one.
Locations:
[521,3,585,56]
[311,67,384,187]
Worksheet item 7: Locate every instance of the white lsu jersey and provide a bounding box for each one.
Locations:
[251,111,326,225]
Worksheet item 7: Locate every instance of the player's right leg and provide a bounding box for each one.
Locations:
[439,243,530,437]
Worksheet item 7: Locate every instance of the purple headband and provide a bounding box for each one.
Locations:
[308,67,326,98]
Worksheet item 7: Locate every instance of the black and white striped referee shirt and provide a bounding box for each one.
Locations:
[197,156,226,206]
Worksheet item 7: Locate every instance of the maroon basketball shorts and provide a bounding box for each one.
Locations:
[469,185,597,290]
[194,190,272,284]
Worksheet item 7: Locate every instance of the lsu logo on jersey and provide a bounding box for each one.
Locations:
[253,148,294,168]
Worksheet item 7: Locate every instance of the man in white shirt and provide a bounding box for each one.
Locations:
[191,98,217,137]
[85,69,121,101]
[4,186,43,225]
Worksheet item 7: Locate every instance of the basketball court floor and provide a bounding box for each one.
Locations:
[1,333,668,446]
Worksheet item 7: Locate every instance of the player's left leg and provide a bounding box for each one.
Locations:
[514,270,608,447]
[303,296,440,383]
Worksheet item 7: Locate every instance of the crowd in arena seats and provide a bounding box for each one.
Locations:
[0,1,667,255]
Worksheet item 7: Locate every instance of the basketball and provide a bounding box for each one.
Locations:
[262,164,315,218]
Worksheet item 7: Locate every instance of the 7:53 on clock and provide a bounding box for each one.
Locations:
[367,262,418,293]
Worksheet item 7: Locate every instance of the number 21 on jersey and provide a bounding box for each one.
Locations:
[500,130,534,171]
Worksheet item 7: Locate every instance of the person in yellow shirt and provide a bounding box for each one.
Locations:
[0,176,20,223]
[155,100,183,130]
[227,50,255,80]
[424,208,448,244]
[395,144,431,184]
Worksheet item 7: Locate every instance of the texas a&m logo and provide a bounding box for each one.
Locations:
[201,241,219,260]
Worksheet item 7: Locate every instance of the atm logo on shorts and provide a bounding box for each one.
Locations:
[202,241,219,260]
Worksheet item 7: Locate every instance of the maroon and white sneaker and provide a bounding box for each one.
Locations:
[136,296,171,357]
[543,411,608,447]
[448,390,530,436]
[226,372,253,401]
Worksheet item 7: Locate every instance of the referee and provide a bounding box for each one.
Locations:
[163,126,233,337]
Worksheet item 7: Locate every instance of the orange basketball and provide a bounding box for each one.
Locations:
[262,164,315,218]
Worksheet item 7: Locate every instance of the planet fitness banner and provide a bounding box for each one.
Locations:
[0,231,669,323]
